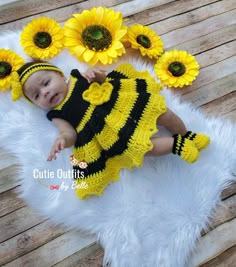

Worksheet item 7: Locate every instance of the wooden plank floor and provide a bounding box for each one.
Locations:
[0,0,235,266]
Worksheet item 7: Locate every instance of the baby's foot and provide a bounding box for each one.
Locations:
[184,131,210,151]
[172,134,199,163]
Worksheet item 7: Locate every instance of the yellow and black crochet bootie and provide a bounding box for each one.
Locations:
[184,131,210,151]
[172,134,199,163]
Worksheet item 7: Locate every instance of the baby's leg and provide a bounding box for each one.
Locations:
[146,137,174,156]
[146,136,199,163]
[157,108,187,135]
[157,108,210,151]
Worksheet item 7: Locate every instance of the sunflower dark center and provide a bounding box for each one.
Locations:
[82,25,112,51]
[136,35,151,49]
[168,61,186,77]
[0,61,12,78]
[33,31,52,49]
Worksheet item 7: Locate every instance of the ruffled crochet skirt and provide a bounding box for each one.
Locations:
[73,63,167,199]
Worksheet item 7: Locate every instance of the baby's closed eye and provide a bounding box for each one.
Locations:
[44,79,50,86]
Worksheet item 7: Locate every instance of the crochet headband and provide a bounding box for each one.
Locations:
[11,63,64,101]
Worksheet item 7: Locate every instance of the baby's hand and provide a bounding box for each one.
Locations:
[82,68,106,83]
[47,136,66,161]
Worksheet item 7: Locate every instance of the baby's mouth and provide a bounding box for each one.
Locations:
[50,93,58,104]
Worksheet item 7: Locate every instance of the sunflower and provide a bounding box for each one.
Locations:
[0,49,24,91]
[126,24,163,59]
[64,6,127,65]
[20,17,64,59]
[154,50,199,88]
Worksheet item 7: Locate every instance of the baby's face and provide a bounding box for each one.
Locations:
[23,70,68,109]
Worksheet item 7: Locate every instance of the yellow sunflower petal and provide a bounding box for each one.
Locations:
[73,45,87,57]
[114,29,127,40]
[98,52,109,65]
[83,49,95,62]
[106,48,117,58]
[63,29,80,39]
[64,18,82,32]
[84,53,99,66]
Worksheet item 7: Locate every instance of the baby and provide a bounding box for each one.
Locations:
[11,61,210,199]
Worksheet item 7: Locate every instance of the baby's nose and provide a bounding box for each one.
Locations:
[43,90,50,97]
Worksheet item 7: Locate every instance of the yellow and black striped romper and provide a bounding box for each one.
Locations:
[47,63,167,199]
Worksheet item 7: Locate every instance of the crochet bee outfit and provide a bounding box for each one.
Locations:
[47,63,167,199]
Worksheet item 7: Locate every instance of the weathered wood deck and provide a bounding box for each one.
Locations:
[0,0,235,266]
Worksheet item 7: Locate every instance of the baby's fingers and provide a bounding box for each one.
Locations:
[47,152,56,161]
[58,139,65,151]
[47,143,59,161]
[88,71,96,77]
[87,73,95,83]
[48,150,57,160]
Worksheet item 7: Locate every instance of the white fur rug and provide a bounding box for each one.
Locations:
[0,31,236,267]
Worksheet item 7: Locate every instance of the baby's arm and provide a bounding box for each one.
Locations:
[81,67,106,84]
[47,118,77,161]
